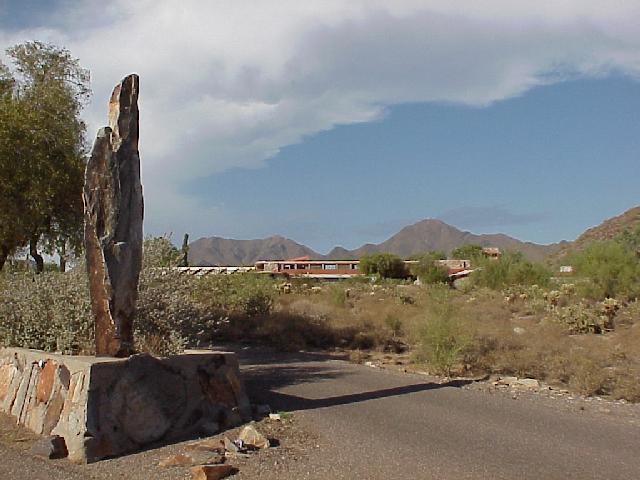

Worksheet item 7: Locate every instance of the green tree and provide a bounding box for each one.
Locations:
[410,251,449,284]
[359,253,407,279]
[0,41,90,272]
[450,244,484,263]
[471,251,550,290]
[570,241,640,300]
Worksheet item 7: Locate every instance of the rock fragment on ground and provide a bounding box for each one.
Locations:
[186,438,225,453]
[238,424,270,449]
[191,464,236,480]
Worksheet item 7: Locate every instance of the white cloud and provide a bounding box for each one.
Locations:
[2,1,640,237]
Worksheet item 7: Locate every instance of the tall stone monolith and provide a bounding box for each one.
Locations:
[83,74,143,357]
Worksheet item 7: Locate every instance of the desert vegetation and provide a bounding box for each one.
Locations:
[2,229,639,402]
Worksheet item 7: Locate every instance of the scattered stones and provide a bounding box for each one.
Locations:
[513,327,526,335]
[191,464,236,480]
[30,435,68,459]
[238,424,270,449]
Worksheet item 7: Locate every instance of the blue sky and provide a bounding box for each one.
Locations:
[2,1,639,252]
[187,76,639,251]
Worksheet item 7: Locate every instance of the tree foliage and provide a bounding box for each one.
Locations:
[410,251,449,284]
[450,244,484,262]
[359,253,407,279]
[0,41,90,272]
[471,251,551,290]
[570,240,640,301]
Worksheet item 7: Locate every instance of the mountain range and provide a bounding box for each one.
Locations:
[188,218,560,266]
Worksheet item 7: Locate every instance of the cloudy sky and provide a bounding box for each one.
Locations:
[2,1,639,252]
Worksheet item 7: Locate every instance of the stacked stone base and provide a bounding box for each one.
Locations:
[0,348,251,462]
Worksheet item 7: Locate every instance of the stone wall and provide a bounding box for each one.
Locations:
[0,348,251,462]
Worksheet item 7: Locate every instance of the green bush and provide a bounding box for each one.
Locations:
[471,252,550,290]
[359,253,407,279]
[414,288,470,375]
[192,274,275,317]
[570,241,640,301]
[0,269,93,353]
[329,285,347,307]
[410,251,449,284]
[450,244,484,262]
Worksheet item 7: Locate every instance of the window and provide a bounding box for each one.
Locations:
[324,264,337,270]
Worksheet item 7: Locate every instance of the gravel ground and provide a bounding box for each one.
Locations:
[0,411,318,480]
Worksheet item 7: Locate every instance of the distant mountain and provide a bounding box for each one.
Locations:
[188,235,320,266]
[189,219,558,266]
[328,219,556,262]
[552,206,640,262]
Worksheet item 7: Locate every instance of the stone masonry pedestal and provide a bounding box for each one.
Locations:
[0,348,251,462]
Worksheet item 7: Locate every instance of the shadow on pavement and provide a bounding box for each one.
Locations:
[250,379,472,412]
[232,345,473,412]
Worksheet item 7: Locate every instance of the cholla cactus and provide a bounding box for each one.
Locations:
[545,290,562,307]
[560,283,576,296]
[549,302,603,334]
[600,298,620,331]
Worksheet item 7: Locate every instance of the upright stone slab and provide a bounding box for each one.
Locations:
[83,74,144,357]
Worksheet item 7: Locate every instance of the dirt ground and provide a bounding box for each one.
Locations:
[0,411,319,480]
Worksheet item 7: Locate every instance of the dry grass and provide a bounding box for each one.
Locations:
[2,264,639,402]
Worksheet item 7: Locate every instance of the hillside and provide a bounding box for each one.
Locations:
[328,219,556,262]
[189,219,558,265]
[552,206,640,262]
[188,235,320,266]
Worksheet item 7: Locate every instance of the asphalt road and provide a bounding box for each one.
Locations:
[237,348,640,480]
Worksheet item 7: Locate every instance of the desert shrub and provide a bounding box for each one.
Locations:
[359,253,407,279]
[472,252,551,290]
[329,285,347,307]
[135,268,208,353]
[570,241,640,301]
[414,288,470,375]
[0,269,93,353]
[567,352,609,396]
[384,314,404,338]
[143,235,182,268]
[192,274,275,317]
[611,366,640,402]
[410,251,449,285]
[617,301,640,328]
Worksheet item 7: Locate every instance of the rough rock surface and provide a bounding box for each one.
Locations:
[0,348,251,463]
[191,464,236,480]
[83,74,144,357]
